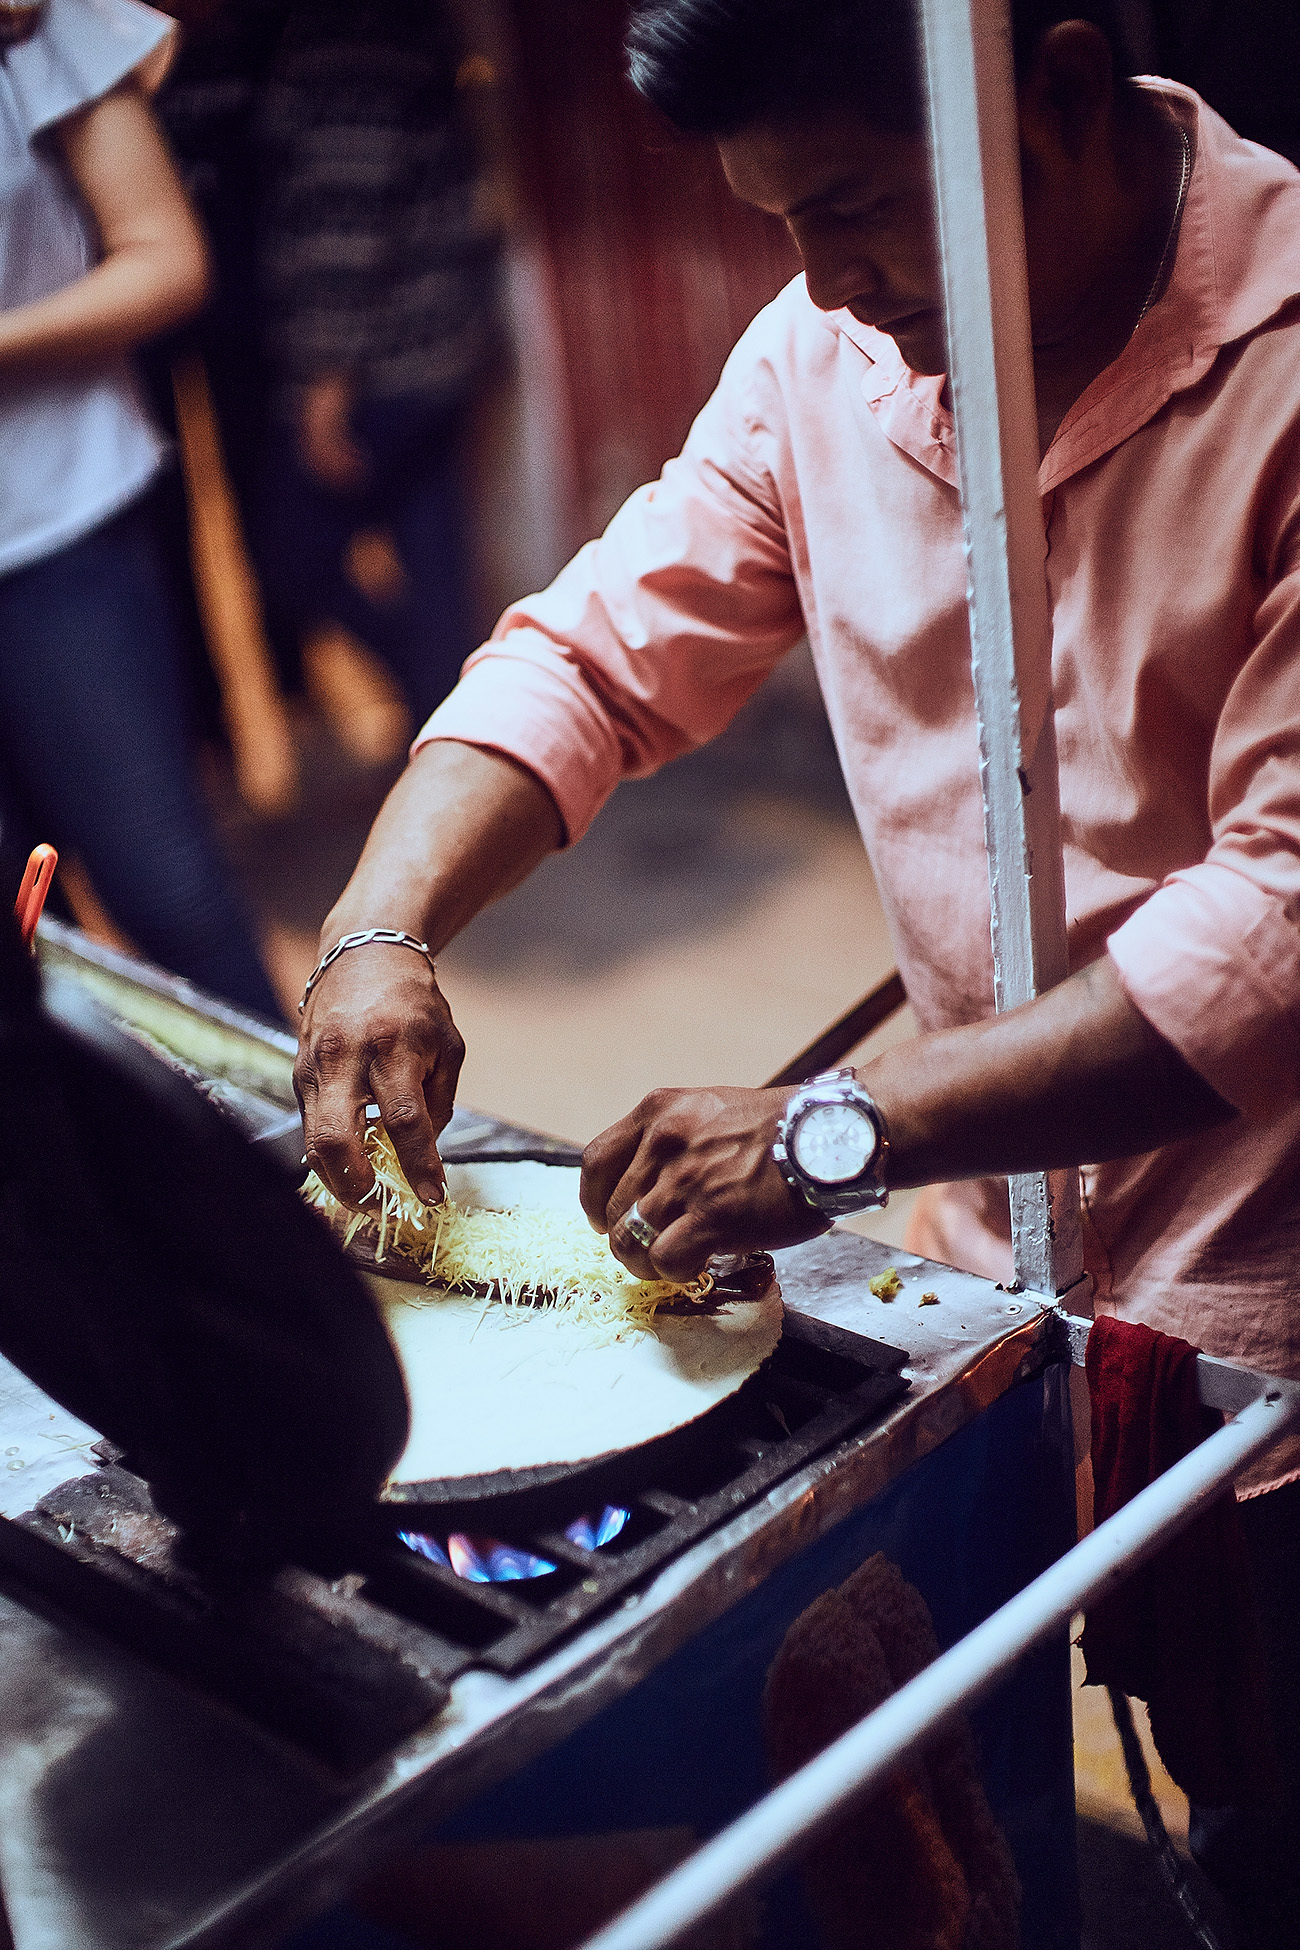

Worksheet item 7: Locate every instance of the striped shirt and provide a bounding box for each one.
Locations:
[257,1,499,407]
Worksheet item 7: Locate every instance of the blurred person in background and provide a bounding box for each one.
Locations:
[0,0,280,1018]
[253,0,501,736]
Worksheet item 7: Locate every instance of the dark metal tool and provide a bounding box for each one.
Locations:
[764,969,907,1088]
[0,913,409,1570]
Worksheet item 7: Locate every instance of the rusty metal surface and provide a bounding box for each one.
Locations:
[0,929,1060,1950]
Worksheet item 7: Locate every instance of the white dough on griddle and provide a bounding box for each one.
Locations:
[369,1274,783,1480]
[366,1158,782,1481]
[441,1159,582,1216]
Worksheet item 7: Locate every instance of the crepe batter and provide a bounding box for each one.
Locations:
[367,1163,783,1482]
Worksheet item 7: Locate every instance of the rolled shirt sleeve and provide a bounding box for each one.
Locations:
[413,318,808,841]
[1109,545,1300,1119]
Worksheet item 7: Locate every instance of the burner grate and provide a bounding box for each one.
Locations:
[0,1312,906,1770]
[365,1312,907,1678]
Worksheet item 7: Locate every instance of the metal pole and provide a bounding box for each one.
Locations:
[918,0,1082,1296]
[577,1389,1299,1950]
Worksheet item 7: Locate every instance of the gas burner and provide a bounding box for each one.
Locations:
[399,1506,630,1583]
[0,1312,907,1771]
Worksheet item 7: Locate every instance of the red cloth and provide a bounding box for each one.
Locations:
[1079,1315,1276,1806]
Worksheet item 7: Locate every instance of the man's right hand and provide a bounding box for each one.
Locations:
[291,739,566,1211]
[295,941,465,1210]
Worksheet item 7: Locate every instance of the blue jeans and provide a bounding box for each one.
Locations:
[255,395,476,726]
[0,498,281,1021]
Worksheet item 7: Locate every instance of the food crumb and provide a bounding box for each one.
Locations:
[869,1267,903,1301]
[919,1291,940,1306]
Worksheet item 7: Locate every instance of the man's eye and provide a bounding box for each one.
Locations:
[829,197,900,225]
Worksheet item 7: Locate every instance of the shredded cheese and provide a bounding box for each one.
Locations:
[303,1126,687,1337]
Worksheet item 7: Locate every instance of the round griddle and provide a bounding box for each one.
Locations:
[377,1255,781,1529]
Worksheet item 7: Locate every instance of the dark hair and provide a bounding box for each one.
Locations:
[626,0,1133,138]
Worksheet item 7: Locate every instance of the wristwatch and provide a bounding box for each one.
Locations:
[773,1068,891,1217]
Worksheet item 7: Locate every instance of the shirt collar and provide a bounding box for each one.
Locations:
[1040,80,1300,489]
[824,82,1300,494]
[836,314,959,487]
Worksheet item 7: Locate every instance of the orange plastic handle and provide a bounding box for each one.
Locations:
[14,843,57,948]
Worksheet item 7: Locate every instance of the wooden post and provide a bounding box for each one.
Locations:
[172,354,300,819]
[917,0,1083,1297]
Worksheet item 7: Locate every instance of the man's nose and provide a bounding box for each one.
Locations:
[804,264,877,315]
[796,234,878,316]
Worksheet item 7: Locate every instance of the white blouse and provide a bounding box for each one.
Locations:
[0,0,174,575]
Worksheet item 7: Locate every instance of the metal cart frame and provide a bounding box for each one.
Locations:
[579,1329,1300,1950]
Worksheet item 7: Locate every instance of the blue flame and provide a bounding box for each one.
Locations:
[398,1530,451,1568]
[450,1533,556,1581]
[398,1504,630,1584]
[565,1505,630,1550]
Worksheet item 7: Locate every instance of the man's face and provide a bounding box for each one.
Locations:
[717,113,946,374]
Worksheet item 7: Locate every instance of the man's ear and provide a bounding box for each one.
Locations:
[1017,18,1115,166]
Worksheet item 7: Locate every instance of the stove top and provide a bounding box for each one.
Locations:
[0,1311,906,1772]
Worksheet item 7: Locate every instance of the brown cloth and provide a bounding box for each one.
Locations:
[763,1553,1020,1950]
[1079,1313,1277,1806]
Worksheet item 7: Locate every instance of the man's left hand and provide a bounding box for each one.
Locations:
[580,1084,830,1282]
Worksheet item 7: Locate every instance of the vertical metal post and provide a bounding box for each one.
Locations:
[918,0,1083,1296]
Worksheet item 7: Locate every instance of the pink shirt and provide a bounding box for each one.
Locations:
[419,85,1300,1490]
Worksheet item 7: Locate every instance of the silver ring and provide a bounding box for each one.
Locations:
[622,1202,658,1251]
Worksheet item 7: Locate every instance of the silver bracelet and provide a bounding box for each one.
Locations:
[299,928,436,1014]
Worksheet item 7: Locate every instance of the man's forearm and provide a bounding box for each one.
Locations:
[584,956,1238,1283]
[320,740,565,955]
[862,954,1235,1187]
[298,741,564,1208]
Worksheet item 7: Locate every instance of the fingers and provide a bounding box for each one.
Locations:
[580,1110,648,1233]
[300,1064,376,1208]
[628,1211,712,1285]
[420,1012,465,1149]
[605,1191,737,1284]
[587,1091,708,1279]
[606,1179,685,1282]
[371,1053,453,1207]
[583,1083,827,1284]
[295,950,465,1211]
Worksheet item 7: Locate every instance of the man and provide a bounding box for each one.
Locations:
[297,5,1300,1932]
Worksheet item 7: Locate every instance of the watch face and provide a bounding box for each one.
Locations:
[791,1101,877,1185]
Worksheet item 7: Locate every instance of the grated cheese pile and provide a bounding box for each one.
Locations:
[303,1126,685,1334]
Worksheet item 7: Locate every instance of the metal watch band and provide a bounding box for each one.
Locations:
[773,1067,891,1217]
[299,928,435,1014]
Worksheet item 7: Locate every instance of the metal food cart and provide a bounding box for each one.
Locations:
[0,921,1087,1950]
